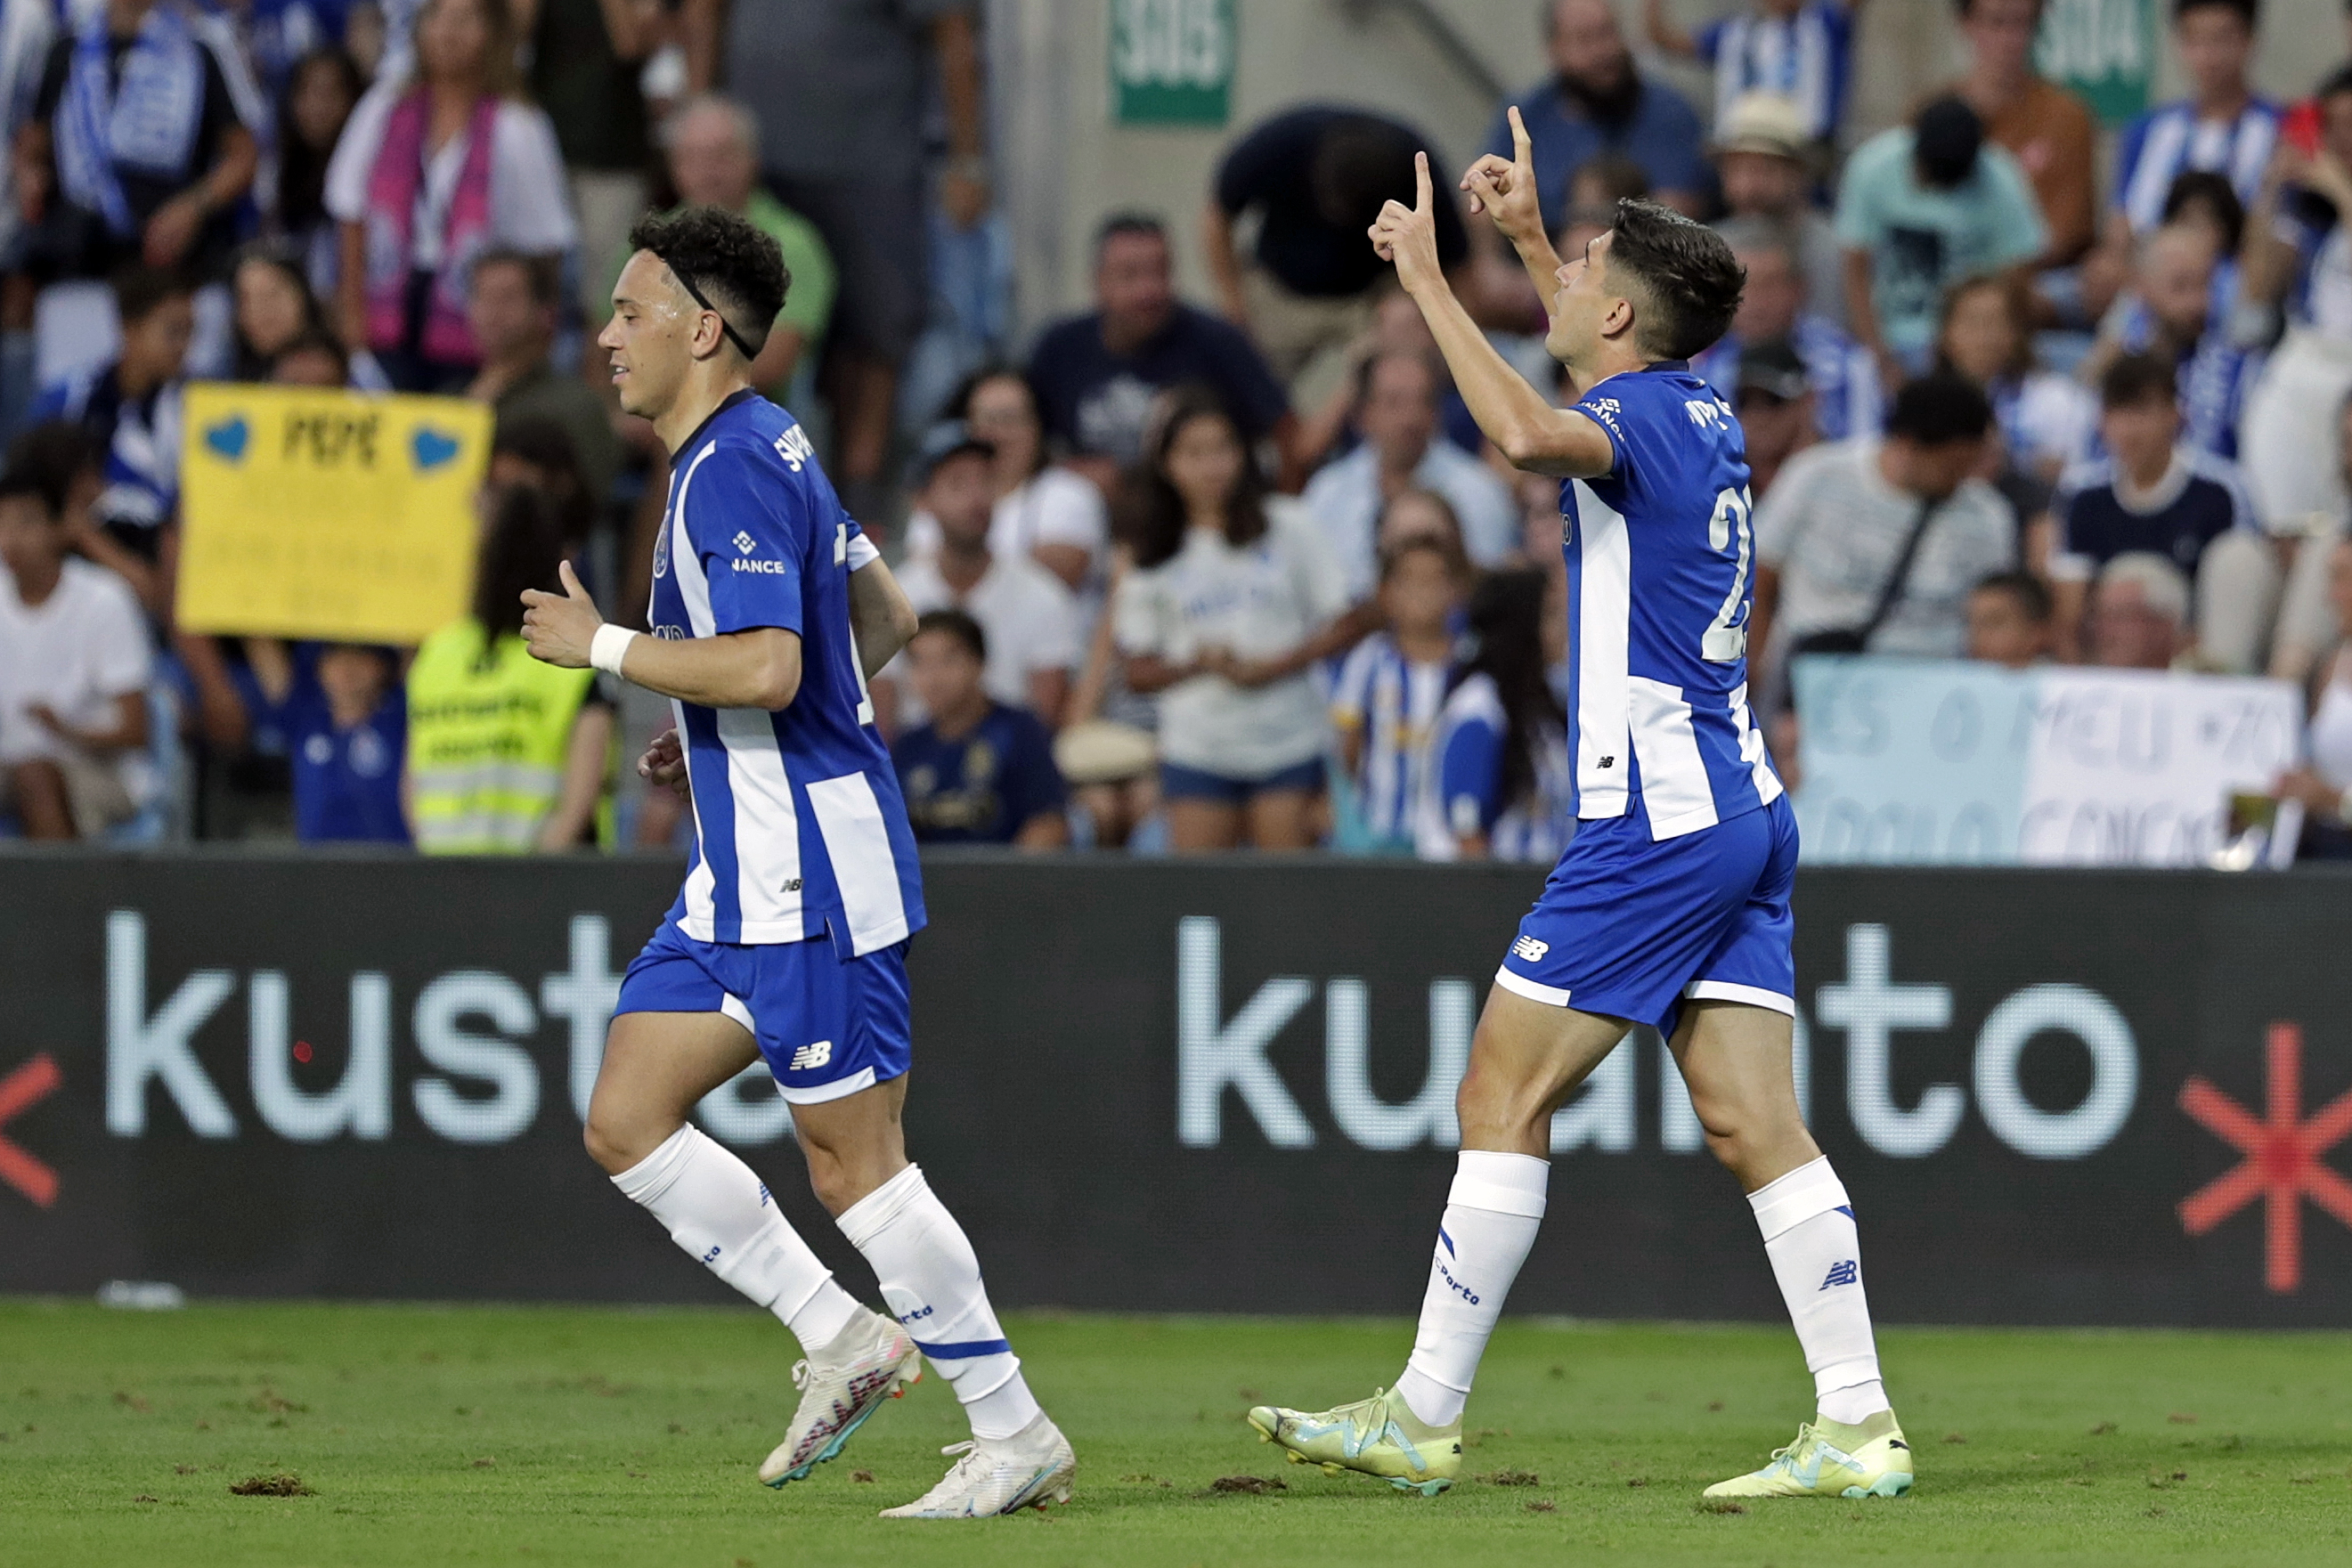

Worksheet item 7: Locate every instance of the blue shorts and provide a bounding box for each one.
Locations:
[614,922,913,1104]
[1493,794,1798,1038]
[1160,757,1324,804]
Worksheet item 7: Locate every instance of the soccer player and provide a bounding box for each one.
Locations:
[1247,112,1909,1501]
[520,207,1075,1518]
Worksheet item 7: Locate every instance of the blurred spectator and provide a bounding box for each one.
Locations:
[1733,339,1819,500]
[1295,289,1480,472]
[465,248,618,514]
[687,0,987,517]
[1415,566,1571,864]
[1835,95,2046,382]
[2273,535,2352,847]
[2047,351,2269,668]
[2080,222,2258,461]
[1113,387,1352,851]
[1709,92,1846,327]
[1965,569,2054,667]
[31,265,187,564]
[1752,372,2014,695]
[2084,550,2193,670]
[326,0,574,394]
[1203,107,1467,405]
[1331,534,1468,853]
[630,94,835,402]
[901,367,1109,605]
[891,607,1069,849]
[268,47,363,294]
[882,430,1078,729]
[1642,0,1861,153]
[521,0,655,325]
[0,466,152,839]
[1944,0,2097,268]
[7,415,158,613]
[2163,167,2246,262]
[1553,150,1650,261]
[1300,347,1515,598]
[1057,546,1161,851]
[1935,271,2093,483]
[1027,215,1296,490]
[1488,0,1708,232]
[404,483,611,851]
[2268,391,2352,687]
[345,0,390,77]
[2112,0,2276,239]
[230,241,327,379]
[246,639,410,843]
[1378,485,1471,563]
[271,328,349,386]
[1697,226,1877,443]
[488,416,595,560]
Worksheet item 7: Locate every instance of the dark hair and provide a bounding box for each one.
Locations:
[944,362,1048,468]
[1094,212,1168,261]
[2169,0,2257,28]
[625,207,788,362]
[472,247,559,310]
[2100,350,2179,410]
[0,466,59,518]
[913,606,988,664]
[2319,61,2352,103]
[1951,0,2046,14]
[232,241,326,378]
[111,264,189,325]
[2160,169,2246,256]
[4,421,97,519]
[273,48,362,234]
[1376,485,1467,561]
[473,483,568,644]
[1377,530,1469,586]
[1935,272,2037,382]
[491,416,592,544]
[1355,344,1440,407]
[1111,386,1268,570]
[1309,114,1421,229]
[1884,370,1995,444]
[1453,568,1563,815]
[1605,199,1745,361]
[273,329,350,383]
[1913,96,1984,190]
[1972,569,2053,624]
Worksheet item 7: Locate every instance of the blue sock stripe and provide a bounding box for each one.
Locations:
[1437,1227,1454,1256]
[913,1336,1012,1360]
[1835,1205,1854,1219]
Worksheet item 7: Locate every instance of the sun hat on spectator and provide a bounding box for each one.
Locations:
[1711,93,1808,161]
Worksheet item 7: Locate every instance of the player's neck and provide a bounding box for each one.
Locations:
[654,368,757,455]
[1572,342,1654,396]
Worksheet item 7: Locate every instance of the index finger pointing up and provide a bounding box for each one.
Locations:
[1414,150,1431,213]
[1508,104,1533,167]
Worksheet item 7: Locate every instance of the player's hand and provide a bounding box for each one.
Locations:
[639,724,689,797]
[1368,151,1445,297]
[521,559,603,669]
[1461,106,1545,248]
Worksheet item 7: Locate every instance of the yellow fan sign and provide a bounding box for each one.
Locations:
[175,384,492,645]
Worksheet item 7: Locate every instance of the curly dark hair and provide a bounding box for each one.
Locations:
[1605,198,1746,362]
[1111,385,1269,571]
[625,207,789,362]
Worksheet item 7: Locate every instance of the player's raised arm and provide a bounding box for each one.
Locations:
[522,560,806,711]
[1371,153,1615,479]
[1461,107,1569,314]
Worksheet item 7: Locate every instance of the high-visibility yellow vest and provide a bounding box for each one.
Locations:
[405,621,597,854]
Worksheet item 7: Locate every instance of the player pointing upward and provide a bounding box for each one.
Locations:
[1249,113,1909,1501]
[522,207,1074,1518]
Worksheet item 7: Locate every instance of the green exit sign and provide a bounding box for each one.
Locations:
[2037,0,2153,127]
[1111,0,1234,127]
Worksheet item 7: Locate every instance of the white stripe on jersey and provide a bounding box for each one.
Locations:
[2122,105,2276,232]
[1729,680,1785,809]
[1625,676,1719,838]
[1334,635,1449,841]
[1570,481,1632,818]
[806,772,910,953]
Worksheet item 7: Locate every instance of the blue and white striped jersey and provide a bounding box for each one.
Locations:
[2113,98,2280,234]
[647,390,924,955]
[1413,673,1573,865]
[1559,362,1782,842]
[1331,631,1451,844]
[1695,3,1853,145]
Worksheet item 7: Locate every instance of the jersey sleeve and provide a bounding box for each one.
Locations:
[684,443,809,637]
[1436,711,1505,838]
[1331,640,1376,727]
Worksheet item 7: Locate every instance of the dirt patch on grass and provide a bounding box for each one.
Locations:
[1208,1475,1286,1495]
[229,1473,313,1497]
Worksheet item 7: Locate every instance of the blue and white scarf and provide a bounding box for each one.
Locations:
[56,2,206,237]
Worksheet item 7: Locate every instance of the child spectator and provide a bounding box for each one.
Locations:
[1114,387,1353,851]
[1643,0,1862,154]
[1416,567,1571,863]
[1331,535,1469,853]
[5,418,158,614]
[891,609,1069,850]
[248,640,410,844]
[1935,272,2094,483]
[231,242,327,380]
[1377,486,1470,564]
[271,329,350,386]
[31,266,190,562]
[1965,570,2055,668]
[2081,222,2258,461]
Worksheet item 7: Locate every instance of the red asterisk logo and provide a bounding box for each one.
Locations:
[2178,1022,2352,1294]
[0,1052,61,1208]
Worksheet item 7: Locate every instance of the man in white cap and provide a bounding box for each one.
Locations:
[1709,91,1846,328]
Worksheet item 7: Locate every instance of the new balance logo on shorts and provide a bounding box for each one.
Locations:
[1820,1259,1859,1289]
[1511,936,1550,963]
[788,1040,834,1072]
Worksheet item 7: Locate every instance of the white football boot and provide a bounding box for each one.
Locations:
[879,1410,1077,1518]
[759,1308,922,1487]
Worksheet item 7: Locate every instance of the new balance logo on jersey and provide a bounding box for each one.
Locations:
[788,1040,834,1072]
[1820,1259,1859,1289]
[1511,936,1550,963]
[773,427,815,472]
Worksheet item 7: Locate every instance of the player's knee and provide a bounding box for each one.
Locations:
[582,1103,663,1177]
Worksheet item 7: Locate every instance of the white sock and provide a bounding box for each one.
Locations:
[1394,1150,1549,1428]
[611,1125,861,1351]
[836,1164,1042,1442]
[1749,1156,1889,1426]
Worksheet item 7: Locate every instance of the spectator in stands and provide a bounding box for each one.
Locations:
[269,47,362,294]
[902,367,1109,605]
[238,0,351,105]
[1642,0,1862,156]
[487,417,596,562]
[637,95,835,402]
[2080,221,2258,461]
[31,265,188,565]
[1708,92,1846,327]
[1294,288,1480,471]
[882,429,1079,730]
[1331,534,1468,853]
[523,0,654,326]
[1835,95,2047,384]
[0,467,152,840]
[230,242,327,380]
[1203,107,1468,402]
[2084,551,2193,670]
[1028,215,1298,490]
[2112,0,2277,240]
[2047,351,2269,667]
[272,329,349,386]
[1965,569,2055,667]
[1553,151,1650,262]
[2273,534,2352,849]
[245,639,410,843]
[405,483,610,851]
[326,0,575,394]
[2268,391,2352,687]
[1488,0,1709,233]
[465,248,618,515]
[891,607,1069,849]
[1733,339,1818,500]
[1935,272,2094,483]
[1697,227,1878,443]
[1378,485,1472,565]
[1417,566,1571,863]
[1113,386,1352,851]
[1300,347,1515,598]
[1751,372,2015,699]
[1943,0,2097,269]
[686,0,988,518]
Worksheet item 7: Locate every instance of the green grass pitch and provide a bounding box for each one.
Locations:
[4,1300,2351,1567]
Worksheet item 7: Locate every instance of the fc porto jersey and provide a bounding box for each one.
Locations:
[647,390,925,955]
[1559,362,1783,842]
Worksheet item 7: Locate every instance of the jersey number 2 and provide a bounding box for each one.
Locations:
[1701,486,1754,663]
[836,524,876,726]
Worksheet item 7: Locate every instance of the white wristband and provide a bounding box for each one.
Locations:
[588,622,638,678]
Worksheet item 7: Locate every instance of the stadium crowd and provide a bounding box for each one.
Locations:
[5,0,2352,859]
